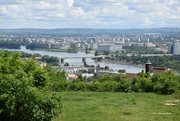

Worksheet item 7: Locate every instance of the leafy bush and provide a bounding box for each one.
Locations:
[151,71,179,94]
[0,51,62,121]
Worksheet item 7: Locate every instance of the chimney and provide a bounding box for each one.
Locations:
[145,60,151,73]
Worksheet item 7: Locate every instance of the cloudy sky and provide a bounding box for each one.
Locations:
[0,0,179,29]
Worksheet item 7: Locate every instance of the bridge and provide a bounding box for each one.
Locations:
[35,54,174,64]
[36,55,108,63]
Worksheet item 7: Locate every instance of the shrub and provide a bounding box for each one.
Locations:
[0,71,62,121]
[151,71,179,94]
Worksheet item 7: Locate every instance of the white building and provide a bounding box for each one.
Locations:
[97,44,122,53]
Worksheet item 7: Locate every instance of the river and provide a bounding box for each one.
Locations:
[2,46,145,73]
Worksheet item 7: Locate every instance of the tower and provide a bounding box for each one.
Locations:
[145,60,152,73]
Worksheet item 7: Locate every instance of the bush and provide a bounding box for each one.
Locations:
[0,71,62,121]
[0,51,62,121]
[151,71,179,94]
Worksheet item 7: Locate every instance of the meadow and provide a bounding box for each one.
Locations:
[53,92,180,121]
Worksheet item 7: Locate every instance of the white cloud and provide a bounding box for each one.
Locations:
[67,0,74,8]
[0,0,179,28]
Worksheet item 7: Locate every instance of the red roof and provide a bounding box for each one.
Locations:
[126,73,141,80]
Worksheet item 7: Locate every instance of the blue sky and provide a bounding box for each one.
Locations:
[0,0,179,29]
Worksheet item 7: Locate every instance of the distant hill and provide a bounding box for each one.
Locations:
[0,27,177,37]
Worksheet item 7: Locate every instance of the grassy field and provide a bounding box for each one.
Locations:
[53,92,180,121]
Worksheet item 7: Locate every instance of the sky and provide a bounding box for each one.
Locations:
[0,0,179,29]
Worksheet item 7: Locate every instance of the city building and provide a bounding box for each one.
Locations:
[168,41,180,54]
[67,73,78,81]
[97,44,122,53]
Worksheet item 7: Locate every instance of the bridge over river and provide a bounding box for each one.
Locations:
[36,55,108,63]
[35,54,174,63]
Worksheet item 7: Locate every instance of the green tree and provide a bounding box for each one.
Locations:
[64,62,70,66]
[105,66,109,70]
[95,50,98,56]
[118,69,126,73]
[151,71,179,94]
[96,64,101,69]
[0,51,62,121]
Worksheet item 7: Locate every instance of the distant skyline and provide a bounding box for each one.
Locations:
[0,0,179,29]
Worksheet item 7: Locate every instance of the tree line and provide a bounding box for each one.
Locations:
[109,54,180,70]
[21,52,60,66]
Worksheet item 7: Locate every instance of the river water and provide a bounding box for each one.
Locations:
[2,46,145,73]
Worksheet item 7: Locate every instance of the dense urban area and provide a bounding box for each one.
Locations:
[0,28,180,121]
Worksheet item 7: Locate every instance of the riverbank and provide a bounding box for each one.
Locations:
[31,48,68,52]
[101,59,179,73]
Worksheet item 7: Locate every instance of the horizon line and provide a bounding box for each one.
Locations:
[0,27,178,30]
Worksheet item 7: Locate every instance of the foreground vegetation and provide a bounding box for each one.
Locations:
[51,71,180,95]
[54,91,180,121]
[0,51,63,121]
[0,51,179,121]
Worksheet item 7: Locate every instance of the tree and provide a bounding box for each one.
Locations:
[0,51,62,121]
[103,51,109,55]
[96,64,100,69]
[151,71,179,94]
[118,69,126,73]
[84,61,88,67]
[95,51,98,56]
[105,66,109,70]
[64,62,70,66]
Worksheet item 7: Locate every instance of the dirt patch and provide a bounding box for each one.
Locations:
[164,100,179,105]
[165,100,179,102]
[164,103,177,105]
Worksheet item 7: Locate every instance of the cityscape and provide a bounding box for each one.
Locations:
[0,0,180,121]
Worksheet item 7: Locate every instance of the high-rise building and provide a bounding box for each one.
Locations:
[168,41,180,54]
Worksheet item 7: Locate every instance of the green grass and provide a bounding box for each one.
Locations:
[53,92,180,121]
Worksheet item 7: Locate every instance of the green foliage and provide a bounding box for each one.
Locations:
[0,51,62,121]
[79,69,88,73]
[47,66,68,92]
[72,74,87,83]
[64,62,70,66]
[21,52,59,66]
[123,46,164,54]
[67,47,78,53]
[109,53,180,70]
[151,71,179,94]
[105,66,109,70]
[85,47,91,54]
[98,74,114,82]
[21,52,42,58]
[131,77,153,92]
[42,55,59,66]
[65,71,179,95]
[96,64,100,69]
[95,50,98,56]
[118,69,126,73]
[0,41,24,49]
[103,51,109,55]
